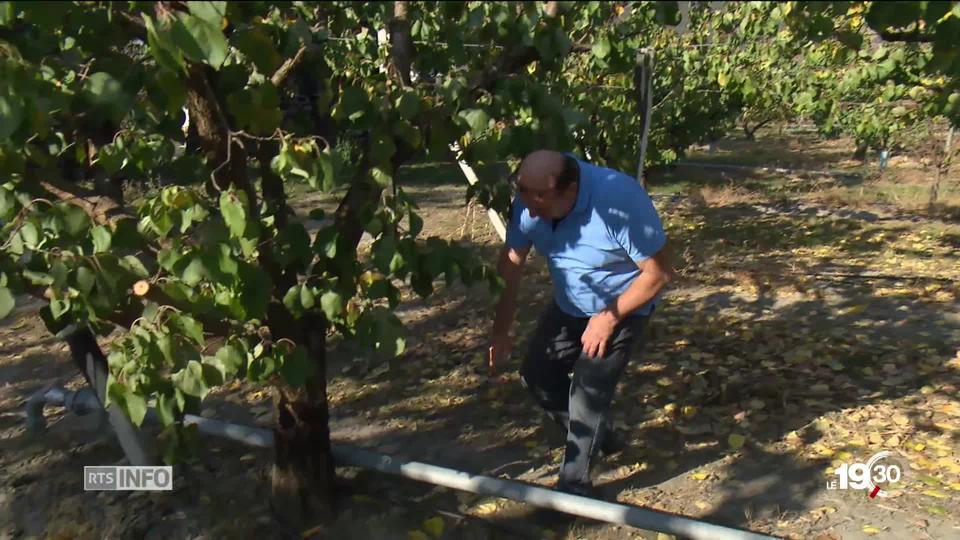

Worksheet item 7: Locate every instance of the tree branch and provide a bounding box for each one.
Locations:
[877,29,933,43]
[37,179,132,225]
[271,46,308,87]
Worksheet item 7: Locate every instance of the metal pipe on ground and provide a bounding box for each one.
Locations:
[182,414,775,540]
[25,385,104,434]
[24,393,774,540]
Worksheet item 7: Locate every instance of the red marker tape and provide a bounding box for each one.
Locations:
[869,486,881,498]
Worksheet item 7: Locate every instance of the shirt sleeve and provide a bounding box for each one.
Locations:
[504,196,532,249]
[610,188,667,263]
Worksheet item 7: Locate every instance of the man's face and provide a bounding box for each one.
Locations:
[514,173,576,220]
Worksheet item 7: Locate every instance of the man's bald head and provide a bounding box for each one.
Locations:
[518,150,566,190]
[514,149,580,220]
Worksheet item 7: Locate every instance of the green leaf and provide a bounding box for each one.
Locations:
[90,225,113,253]
[0,2,14,26]
[60,205,88,238]
[75,266,96,295]
[157,392,177,427]
[181,256,207,286]
[320,290,344,321]
[0,287,14,319]
[20,221,39,248]
[174,314,205,346]
[458,108,491,136]
[187,1,227,28]
[50,297,70,319]
[219,191,247,238]
[207,342,245,379]
[370,166,393,187]
[396,91,422,120]
[370,131,396,165]
[717,71,730,88]
[172,360,210,398]
[235,26,282,74]
[143,14,186,73]
[592,35,611,59]
[122,255,150,279]
[283,284,302,313]
[237,262,270,319]
[171,12,229,69]
[279,346,311,387]
[300,286,316,309]
[0,93,24,140]
[108,382,148,427]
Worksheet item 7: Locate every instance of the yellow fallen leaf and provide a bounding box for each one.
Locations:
[862,525,881,535]
[869,433,883,445]
[682,405,698,417]
[885,435,901,448]
[473,501,499,516]
[842,304,867,316]
[691,472,709,481]
[949,483,960,491]
[915,443,927,451]
[422,516,444,539]
[922,490,949,499]
[728,434,746,450]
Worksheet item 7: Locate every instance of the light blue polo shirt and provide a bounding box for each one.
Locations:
[505,157,667,318]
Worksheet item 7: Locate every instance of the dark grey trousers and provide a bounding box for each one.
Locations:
[519,302,650,495]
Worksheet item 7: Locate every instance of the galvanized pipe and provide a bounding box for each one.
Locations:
[182,415,775,540]
[27,393,775,539]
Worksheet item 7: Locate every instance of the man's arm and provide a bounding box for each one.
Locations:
[489,244,530,374]
[581,245,675,359]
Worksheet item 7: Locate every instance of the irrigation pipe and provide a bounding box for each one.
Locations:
[179,413,775,540]
[26,389,775,538]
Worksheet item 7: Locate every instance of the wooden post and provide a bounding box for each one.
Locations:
[449,143,508,242]
[634,48,655,189]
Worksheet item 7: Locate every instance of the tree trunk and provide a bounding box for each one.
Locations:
[388,1,414,86]
[853,141,868,161]
[930,126,955,206]
[270,312,336,532]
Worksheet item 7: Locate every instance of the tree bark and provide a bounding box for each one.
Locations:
[270,311,336,532]
[853,141,868,161]
[388,1,414,86]
[929,126,955,206]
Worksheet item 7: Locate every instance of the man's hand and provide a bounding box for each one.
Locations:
[581,310,618,359]
[488,332,512,376]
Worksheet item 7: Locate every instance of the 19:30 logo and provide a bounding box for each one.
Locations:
[826,451,904,498]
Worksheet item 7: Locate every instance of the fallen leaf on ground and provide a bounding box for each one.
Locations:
[728,433,746,449]
[422,516,443,538]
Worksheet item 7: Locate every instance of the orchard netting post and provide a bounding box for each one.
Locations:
[634,47,655,189]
